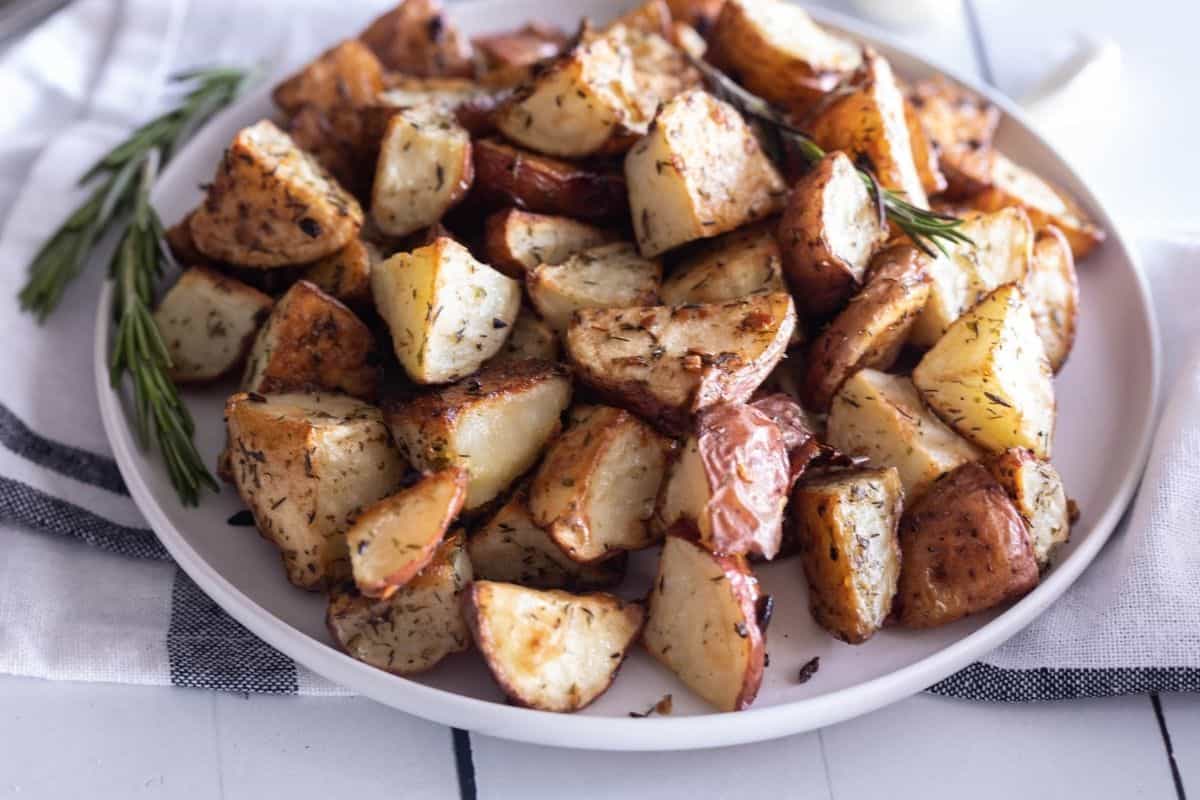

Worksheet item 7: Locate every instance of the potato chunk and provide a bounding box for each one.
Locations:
[984,448,1071,569]
[907,77,1000,199]
[1024,225,1079,372]
[527,242,662,332]
[487,307,560,365]
[272,39,384,115]
[347,467,467,597]
[607,22,702,114]
[358,0,473,77]
[626,89,786,257]
[190,120,363,268]
[565,293,796,434]
[385,360,572,509]
[792,467,903,644]
[153,266,273,383]
[659,222,786,305]
[464,581,644,712]
[895,462,1038,628]
[473,139,629,221]
[473,23,567,71]
[327,531,472,674]
[483,209,616,278]
[301,239,380,308]
[913,283,1055,458]
[529,406,672,563]
[643,535,765,711]
[827,369,980,500]
[225,392,406,590]
[371,237,521,384]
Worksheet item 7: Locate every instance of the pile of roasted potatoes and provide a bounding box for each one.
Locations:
[154,0,1100,713]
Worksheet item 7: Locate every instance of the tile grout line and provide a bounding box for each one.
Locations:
[452,727,478,800]
[1150,694,1189,800]
[961,0,996,86]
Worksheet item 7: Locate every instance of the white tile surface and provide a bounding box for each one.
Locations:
[1161,694,1199,796]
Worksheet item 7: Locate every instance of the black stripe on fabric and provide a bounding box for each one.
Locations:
[0,474,167,559]
[929,663,1200,701]
[1151,693,1189,800]
[962,0,996,86]
[452,728,478,800]
[0,402,127,495]
[166,569,299,694]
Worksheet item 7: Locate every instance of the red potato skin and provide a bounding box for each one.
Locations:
[472,139,629,221]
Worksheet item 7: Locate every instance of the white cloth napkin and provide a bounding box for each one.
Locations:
[0,0,1196,702]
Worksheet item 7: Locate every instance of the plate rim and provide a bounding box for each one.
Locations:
[95,1,1162,750]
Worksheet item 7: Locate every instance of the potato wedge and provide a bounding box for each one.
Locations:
[242,280,378,400]
[643,535,766,711]
[300,238,380,308]
[907,76,1000,199]
[827,368,980,499]
[565,293,796,435]
[487,306,560,365]
[1024,225,1079,372]
[913,283,1056,458]
[659,222,786,305]
[385,360,572,509]
[358,0,473,77]
[984,448,1070,569]
[607,22,702,116]
[285,104,374,201]
[371,106,474,237]
[778,151,888,318]
[464,581,644,712]
[527,242,662,332]
[347,467,468,597]
[471,490,625,590]
[225,392,406,590]
[473,138,629,221]
[895,462,1038,628]
[272,39,384,116]
[371,237,521,384]
[473,23,567,70]
[804,243,931,411]
[792,467,903,643]
[529,405,673,562]
[482,209,617,278]
[626,89,786,257]
[612,0,672,37]
[190,120,363,268]
[327,531,472,675]
[905,100,948,197]
[153,266,273,384]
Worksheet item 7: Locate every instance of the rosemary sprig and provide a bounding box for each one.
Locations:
[688,54,973,257]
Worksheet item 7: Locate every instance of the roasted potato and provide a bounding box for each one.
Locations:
[1023,225,1079,372]
[190,121,363,268]
[804,243,931,411]
[358,0,473,77]
[984,448,1071,569]
[327,530,472,674]
[473,23,567,71]
[482,209,617,278]
[905,100,948,197]
[464,581,644,712]
[272,39,384,116]
[708,0,862,117]
[472,138,629,221]
[565,292,796,435]
[470,489,625,590]
[658,222,786,305]
[826,368,980,499]
[285,104,374,201]
[347,467,468,597]
[913,283,1056,458]
[385,360,572,509]
[529,405,673,562]
[527,242,662,332]
[165,210,218,268]
[643,535,766,711]
[225,392,406,590]
[792,467,903,643]
[371,237,521,384]
[608,22,702,115]
[907,76,1000,199]
[612,0,672,37]
[895,462,1038,628]
[371,106,474,237]
[301,238,381,308]
[242,280,378,401]
[625,89,786,257]
[152,266,273,383]
[486,306,560,365]
[778,151,889,318]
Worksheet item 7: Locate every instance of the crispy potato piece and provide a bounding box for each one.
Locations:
[895,462,1038,628]
[372,237,520,384]
[657,402,790,559]
[566,293,796,434]
[778,151,888,318]
[165,210,220,268]
[471,490,625,590]
[529,406,673,562]
[327,531,472,675]
[285,104,374,201]
[300,238,380,308]
[527,242,662,332]
[272,40,384,116]
[659,222,786,305]
[473,23,567,70]
[612,0,673,37]
[376,77,502,136]
[464,581,644,712]
[242,281,377,400]
[473,138,629,221]
[482,209,617,278]
[487,307,560,365]
[225,392,406,589]
[643,535,765,711]
[607,23,702,116]
[358,0,473,77]
[984,448,1070,569]
[913,283,1056,458]
[804,244,931,411]
[190,121,363,268]
[347,467,467,597]
[905,100,948,197]
[385,360,572,509]
[626,89,786,257]
[827,369,980,499]
[153,266,273,383]
[792,467,903,644]
[1023,225,1079,372]
[708,0,862,116]
[907,76,1000,199]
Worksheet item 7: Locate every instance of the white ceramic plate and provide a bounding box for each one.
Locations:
[97,0,1160,751]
